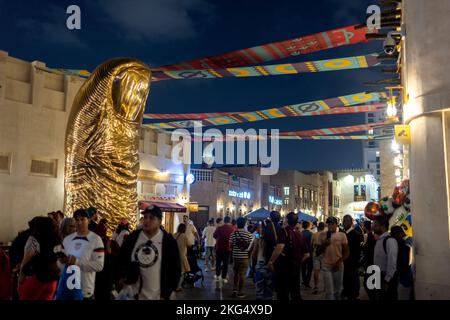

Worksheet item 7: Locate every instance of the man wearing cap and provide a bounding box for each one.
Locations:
[117,205,181,300]
[317,216,349,300]
[58,208,105,300]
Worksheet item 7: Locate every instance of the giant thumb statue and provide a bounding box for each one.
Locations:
[64,58,151,230]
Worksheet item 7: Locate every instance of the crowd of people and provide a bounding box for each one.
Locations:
[0,207,414,301]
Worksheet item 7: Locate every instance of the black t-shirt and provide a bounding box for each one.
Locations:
[277,226,309,265]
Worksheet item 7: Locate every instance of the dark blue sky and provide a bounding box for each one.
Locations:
[1,0,387,171]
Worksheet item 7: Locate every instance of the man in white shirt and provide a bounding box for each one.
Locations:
[202,219,216,271]
[117,205,181,300]
[373,215,398,300]
[59,209,105,299]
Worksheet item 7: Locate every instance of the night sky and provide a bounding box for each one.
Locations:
[1,0,387,171]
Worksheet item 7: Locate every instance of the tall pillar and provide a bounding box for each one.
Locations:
[404,0,450,299]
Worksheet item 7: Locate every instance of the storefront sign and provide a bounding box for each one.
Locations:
[187,202,199,212]
[228,190,251,199]
[269,195,282,205]
[394,124,411,144]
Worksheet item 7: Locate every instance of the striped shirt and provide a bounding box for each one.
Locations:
[229,229,253,259]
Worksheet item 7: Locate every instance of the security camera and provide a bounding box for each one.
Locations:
[383,28,405,55]
[383,35,397,55]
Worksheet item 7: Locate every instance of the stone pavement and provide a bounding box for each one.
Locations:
[175,258,365,300]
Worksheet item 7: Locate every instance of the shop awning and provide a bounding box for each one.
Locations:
[244,208,270,221]
[298,212,318,222]
[139,201,187,213]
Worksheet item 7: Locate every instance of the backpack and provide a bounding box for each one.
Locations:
[383,236,410,277]
[234,231,251,251]
[281,227,304,265]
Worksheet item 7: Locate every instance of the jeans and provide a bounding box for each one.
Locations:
[205,247,215,268]
[216,251,230,279]
[322,264,344,300]
[301,257,313,286]
[254,261,275,300]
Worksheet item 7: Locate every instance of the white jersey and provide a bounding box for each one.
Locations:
[62,231,105,298]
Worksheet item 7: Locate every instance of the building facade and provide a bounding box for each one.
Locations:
[334,169,379,219]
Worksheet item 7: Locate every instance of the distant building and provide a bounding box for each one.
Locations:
[334,169,379,220]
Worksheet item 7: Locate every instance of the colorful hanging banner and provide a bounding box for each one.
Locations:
[143,92,387,129]
[151,54,379,81]
[144,103,385,120]
[179,121,393,142]
[39,53,379,82]
[157,24,371,70]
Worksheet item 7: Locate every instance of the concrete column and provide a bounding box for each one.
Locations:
[404,0,450,299]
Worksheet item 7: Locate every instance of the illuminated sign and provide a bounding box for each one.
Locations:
[269,195,282,205]
[228,190,251,199]
[395,124,411,144]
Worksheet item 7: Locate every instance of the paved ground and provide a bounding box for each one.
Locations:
[175,258,340,300]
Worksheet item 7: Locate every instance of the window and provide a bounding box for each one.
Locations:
[368,113,374,117]
[284,198,289,205]
[299,187,303,199]
[192,169,212,182]
[0,153,12,174]
[377,170,380,175]
[142,183,156,194]
[368,118,374,123]
[30,158,57,178]
[283,187,290,196]
[164,185,178,196]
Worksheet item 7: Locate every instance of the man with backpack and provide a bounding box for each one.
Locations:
[267,212,310,301]
[229,217,253,298]
[373,215,398,300]
[391,226,414,300]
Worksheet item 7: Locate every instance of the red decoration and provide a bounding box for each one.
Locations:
[364,202,384,220]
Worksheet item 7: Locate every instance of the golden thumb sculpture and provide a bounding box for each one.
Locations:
[64,58,151,230]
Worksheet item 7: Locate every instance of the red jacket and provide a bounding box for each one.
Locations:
[213,224,235,252]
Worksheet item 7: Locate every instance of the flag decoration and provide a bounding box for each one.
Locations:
[166,121,394,142]
[157,24,371,70]
[144,103,385,120]
[37,53,379,82]
[150,54,379,81]
[143,92,387,129]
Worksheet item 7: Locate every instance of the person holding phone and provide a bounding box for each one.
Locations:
[319,216,349,300]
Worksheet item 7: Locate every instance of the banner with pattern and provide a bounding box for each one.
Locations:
[143,92,387,129]
[158,24,370,70]
[151,54,379,81]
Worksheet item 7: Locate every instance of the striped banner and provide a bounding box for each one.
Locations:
[151,54,379,81]
[144,103,385,120]
[38,53,379,82]
[143,92,387,129]
[158,24,370,70]
[179,121,393,142]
